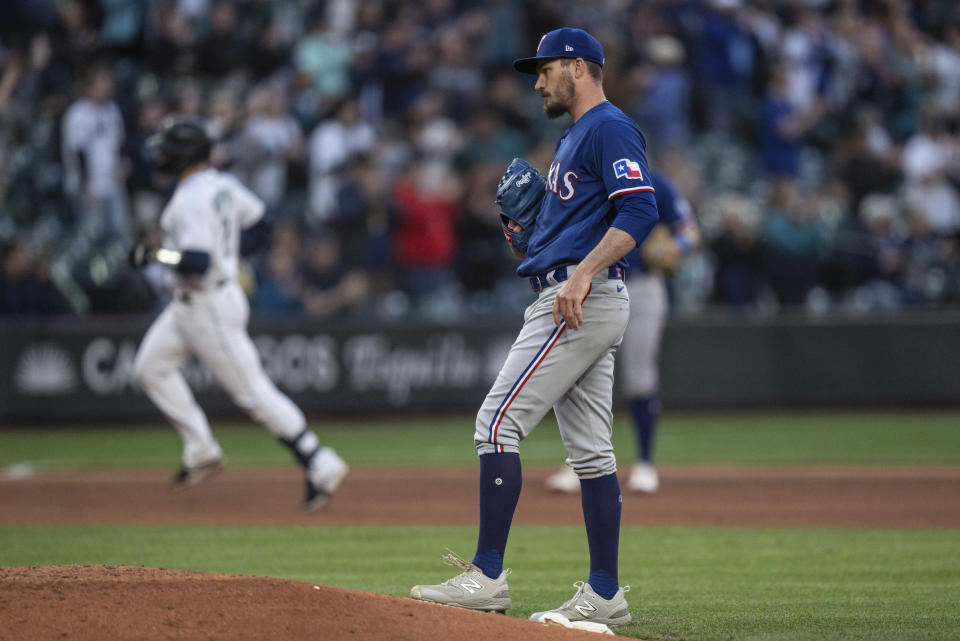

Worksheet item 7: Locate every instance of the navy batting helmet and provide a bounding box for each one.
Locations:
[148,117,212,175]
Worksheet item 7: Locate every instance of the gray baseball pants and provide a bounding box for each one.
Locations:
[474,270,629,478]
[620,273,668,397]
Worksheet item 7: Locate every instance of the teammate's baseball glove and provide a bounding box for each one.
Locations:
[640,224,682,273]
[495,157,546,255]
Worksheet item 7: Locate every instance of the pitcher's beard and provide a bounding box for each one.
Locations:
[541,73,575,119]
[543,98,567,119]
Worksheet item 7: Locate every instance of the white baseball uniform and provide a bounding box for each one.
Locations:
[132,168,308,467]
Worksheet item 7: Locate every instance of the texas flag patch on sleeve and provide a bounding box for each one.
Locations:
[613,158,644,180]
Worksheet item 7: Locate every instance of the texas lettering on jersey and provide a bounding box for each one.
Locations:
[546,160,579,201]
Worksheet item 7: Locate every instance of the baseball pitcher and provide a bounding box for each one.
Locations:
[129,118,347,511]
[411,28,659,630]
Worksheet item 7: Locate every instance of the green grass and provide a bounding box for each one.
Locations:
[1,525,957,641]
[2,410,958,640]
[2,410,960,470]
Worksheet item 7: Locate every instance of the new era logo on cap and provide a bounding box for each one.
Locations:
[513,27,605,74]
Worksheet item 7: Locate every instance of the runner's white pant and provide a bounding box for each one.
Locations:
[132,281,305,467]
[475,272,629,478]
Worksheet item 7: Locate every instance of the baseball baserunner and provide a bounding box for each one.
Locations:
[129,117,347,511]
[410,28,659,629]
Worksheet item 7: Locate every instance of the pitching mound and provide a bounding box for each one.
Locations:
[0,565,625,641]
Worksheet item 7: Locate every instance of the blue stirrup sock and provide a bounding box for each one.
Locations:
[473,452,522,579]
[580,472,622,599]
[630,395,661,462]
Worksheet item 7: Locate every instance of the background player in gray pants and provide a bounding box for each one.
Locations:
[410,28,659,629]
[546,169,700,493]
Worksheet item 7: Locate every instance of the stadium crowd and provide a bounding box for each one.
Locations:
[2,0,960,320]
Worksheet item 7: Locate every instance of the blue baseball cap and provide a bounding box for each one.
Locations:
[513,27,605,75]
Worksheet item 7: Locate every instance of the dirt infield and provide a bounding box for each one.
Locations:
[2,464,959,527]
[2,464,959,640]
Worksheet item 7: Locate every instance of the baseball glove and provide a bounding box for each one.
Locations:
[640,224,682,273]
[495,157,546,255]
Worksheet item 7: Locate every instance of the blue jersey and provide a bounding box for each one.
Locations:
[625,170,695,273]
[517,101,659,277]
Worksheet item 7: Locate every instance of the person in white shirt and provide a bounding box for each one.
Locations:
[60,64,130,241]
[307,97,375,224]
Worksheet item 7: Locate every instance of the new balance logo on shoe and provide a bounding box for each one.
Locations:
[575,600,598,618]
[459,578,482,594]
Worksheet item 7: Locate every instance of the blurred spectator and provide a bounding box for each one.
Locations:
[779,5,832,112]
[51,0,101,77]
[206,85,245,171]
[239,82,305,213]
[762,180,829,307]
[902,205,956,304]
[308,96,376,224]
[925,23,960,121]
[458,107,526,168]
[171,76,205,118]
[377,17,432,117]
[835,109,902,214]
[759,65,824,179]
[390,159,461,305]
[710,193,764,308]
[245,14,294,80]
[60,63,131,243]
[332,154,391,275]
[455,163,509,305]
[298,231,369,319]
[253,246,306,316]
[294,14,353,107]
[486,70,535,135]
[849,193,906,310]
[693,0,761,133]
[901,109,960,235]
[3,0,960,318]
[628,35,691,152]
[0,241,70,316]
[145,3,199,77]
[100,0,148,55]
[196,1,248,78]
[408,90,461,158]
[430,26,486,120]
[124,95,170,229]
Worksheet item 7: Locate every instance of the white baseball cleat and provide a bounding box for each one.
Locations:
[545,465,581,493]
[303,447,348,511]
[530,581,632,627]
[626,462,659,493]
[410,550,511,612]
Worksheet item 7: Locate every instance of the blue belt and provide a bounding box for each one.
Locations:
[529,266,624,293]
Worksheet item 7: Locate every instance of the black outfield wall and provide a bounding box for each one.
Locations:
[2,311,958,422]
